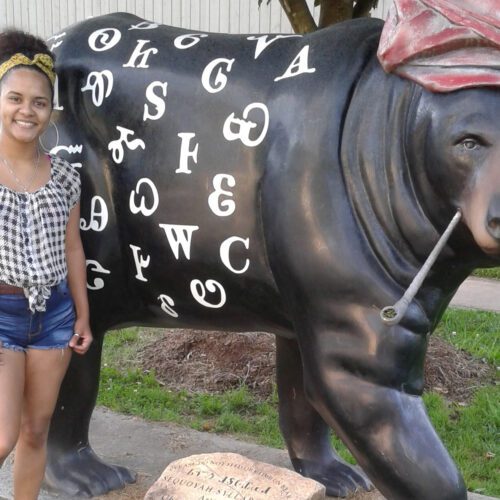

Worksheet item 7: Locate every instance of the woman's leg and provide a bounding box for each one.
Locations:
[0,348,25,468]
[13,347,71,499]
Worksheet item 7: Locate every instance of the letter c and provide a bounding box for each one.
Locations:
[220,237,250,274]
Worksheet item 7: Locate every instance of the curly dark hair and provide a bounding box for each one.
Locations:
[0,29,56,89]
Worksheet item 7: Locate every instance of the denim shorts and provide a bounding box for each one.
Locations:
[0,280,76,352]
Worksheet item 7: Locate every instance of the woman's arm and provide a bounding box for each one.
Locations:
[65,202,93,355]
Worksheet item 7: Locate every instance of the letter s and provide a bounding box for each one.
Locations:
[143,81,168,121]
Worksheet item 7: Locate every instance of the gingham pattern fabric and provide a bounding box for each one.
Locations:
[0,154,80,312]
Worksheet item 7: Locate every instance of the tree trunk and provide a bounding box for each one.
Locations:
[278,0,317,33]
[353,0,378,18]
[318,0,353,28]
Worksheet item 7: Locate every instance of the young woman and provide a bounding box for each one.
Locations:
[0,30,93,499]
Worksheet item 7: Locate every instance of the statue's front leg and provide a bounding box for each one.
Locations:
[276,336,372,497]
[45,332,136,497]
[296,308,466,500]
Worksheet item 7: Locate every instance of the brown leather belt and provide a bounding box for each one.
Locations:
[0,283,24,295]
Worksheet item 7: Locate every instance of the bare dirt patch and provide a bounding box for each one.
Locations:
[140,330,495,404]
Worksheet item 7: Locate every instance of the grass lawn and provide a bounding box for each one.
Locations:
[98,309,500,497]
[473,267,500,280]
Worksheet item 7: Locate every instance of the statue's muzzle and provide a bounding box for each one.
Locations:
[486,193,500,241]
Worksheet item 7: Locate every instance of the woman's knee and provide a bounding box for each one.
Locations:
[19,417,51,449]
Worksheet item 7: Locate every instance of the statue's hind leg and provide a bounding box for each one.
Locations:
[276,336,372,497]
[45,332,136,497]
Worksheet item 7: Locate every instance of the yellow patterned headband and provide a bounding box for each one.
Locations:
[0,53,55,86]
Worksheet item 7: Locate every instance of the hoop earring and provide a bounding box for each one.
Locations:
[39,121,60,153]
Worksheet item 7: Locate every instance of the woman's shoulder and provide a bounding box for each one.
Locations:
[49,154,80,184]
[49,154,81,209]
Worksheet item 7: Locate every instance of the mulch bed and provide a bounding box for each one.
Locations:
[140,330,495,404]
[140,330,276,399]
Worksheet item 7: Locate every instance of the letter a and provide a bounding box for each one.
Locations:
[274,45,316,82]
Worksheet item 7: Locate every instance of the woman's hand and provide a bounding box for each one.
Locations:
[69,317,93,355]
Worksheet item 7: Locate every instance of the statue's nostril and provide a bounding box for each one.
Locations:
[487,218,500,239]
[486,195,500,239]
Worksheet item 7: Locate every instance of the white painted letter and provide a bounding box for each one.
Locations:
[176,133,199,174]
[81,70,114,107]
[53,76,63,110]
[159,224,199,260]
[48,32,66,52]
[123,40,159,68]
[108,126,146,164]
[274,45,316,82]
[86,260,111,290]
[158,294,179,318]
[51,144,83,169]
[88,28,122,52]
[208,174,236,217]
[174,33,208,49]
[129,21,159,30]
[201,58,235,93]
[80,196,109,231]
[222,103,269,147]
[129,244,150,282]
[220,237,250,274]
[191,279,226,308]
[247,35,301,59]
[129,178,159,216]
[143,81,168,121]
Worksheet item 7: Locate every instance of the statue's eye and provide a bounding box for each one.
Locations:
[456,134,489,152]
[460,138,479,151]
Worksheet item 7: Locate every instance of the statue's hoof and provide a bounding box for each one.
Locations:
[291,457,373,498]
[45,445,136,497]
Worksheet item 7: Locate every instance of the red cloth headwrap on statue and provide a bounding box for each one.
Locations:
[377,0,500,92]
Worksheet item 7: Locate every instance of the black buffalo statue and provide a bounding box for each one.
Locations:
[43,12,500,500]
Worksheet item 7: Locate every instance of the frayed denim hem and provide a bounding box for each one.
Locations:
[0,342,25,353]
[27,343,70,351]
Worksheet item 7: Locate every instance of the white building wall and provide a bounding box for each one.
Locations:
[0,0,393,38]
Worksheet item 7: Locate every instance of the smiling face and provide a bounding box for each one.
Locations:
[421,87,500,257]
[0,66,52,146]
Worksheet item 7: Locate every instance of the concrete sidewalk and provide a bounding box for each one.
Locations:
[0,277,498,500]
[450,276,500,312]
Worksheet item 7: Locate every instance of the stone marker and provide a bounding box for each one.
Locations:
[144,452,326,500]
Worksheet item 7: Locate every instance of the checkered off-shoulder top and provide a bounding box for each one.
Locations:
[0,154,81,312]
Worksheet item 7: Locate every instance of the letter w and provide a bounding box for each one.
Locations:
[159,224,199,260]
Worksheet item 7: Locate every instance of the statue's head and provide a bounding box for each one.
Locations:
[377,0,500,258]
